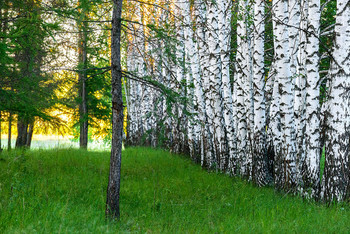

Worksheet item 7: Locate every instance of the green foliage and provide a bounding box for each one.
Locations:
[1,147,349,233]
[0,0,63,124]
[0,0,113,139]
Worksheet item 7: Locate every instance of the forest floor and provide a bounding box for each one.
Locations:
[0,147,349,233]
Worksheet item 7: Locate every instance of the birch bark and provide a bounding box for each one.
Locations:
[235,0,248,176]
[322,0,350,202]
[272,0,298,190]
[294,1,308,188]
[181,0,204,161]
[303,0,321,197]
[252,0,270,186]
[206,0,226,170]
[194,0,213,167]
[217,0,236,172]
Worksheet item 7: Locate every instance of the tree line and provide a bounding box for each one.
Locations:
[122,0,350,204]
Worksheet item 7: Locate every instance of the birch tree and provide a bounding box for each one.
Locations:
[193,0,213,167]
[294,0,308,190]
[322,0,350,202]
[235,0,248,176]
[180,0,202,160]
[217,0,237,172]
[252,0,270,186]
[303,0,321,197]
[203,0,226,168]
[173,3,185,153]
[272,0,298,190]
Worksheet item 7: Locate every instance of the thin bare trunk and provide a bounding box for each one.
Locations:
[78,1,89,149]
[106,0,123,220]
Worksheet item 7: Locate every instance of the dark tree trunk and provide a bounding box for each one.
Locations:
[78,3,89,149]
[105,0,123,221]
[16,118,28,148]
[26,121,34,148]
[8,112,11,150]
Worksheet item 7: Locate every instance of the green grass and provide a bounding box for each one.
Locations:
[0,147,349,233]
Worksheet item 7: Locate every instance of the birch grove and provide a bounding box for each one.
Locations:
[123,0,350,203]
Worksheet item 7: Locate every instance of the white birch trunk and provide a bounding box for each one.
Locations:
[252,0,270,186]
[194,0,213,168]
[217,0,236,172]
[182,0,205,162]
[235,0,248,176]
[288,0,300,76]
[273,0,298,190]
[303,0,321,198]
[322,1,350,202]
[244,0,254,180]
[180,0,195,159]
[206,0,226,169]
[139,10,151,144]
[174,3,185,153]
[294,0,308,190]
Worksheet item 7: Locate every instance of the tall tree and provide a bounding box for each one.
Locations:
[294,0,308,192]
[206,0,226,169]
[194,0,213,168]
[303,0,321,198]
[12,0,56,148]
[322,0,350,202]
[272,0,298,191]
[77,0,89,149]
[235,0,249,176]
[217,0,236,172]
[180,0,197,159]
[106,0,123,220]
[252,0,270,186]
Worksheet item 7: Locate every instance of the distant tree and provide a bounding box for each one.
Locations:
[71,0,112,148]
[77,0,89,149]
[12,0,60,148]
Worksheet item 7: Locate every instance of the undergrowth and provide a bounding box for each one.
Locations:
[0,147,348,233]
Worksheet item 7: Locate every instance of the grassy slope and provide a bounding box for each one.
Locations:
[0,147,349,233]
